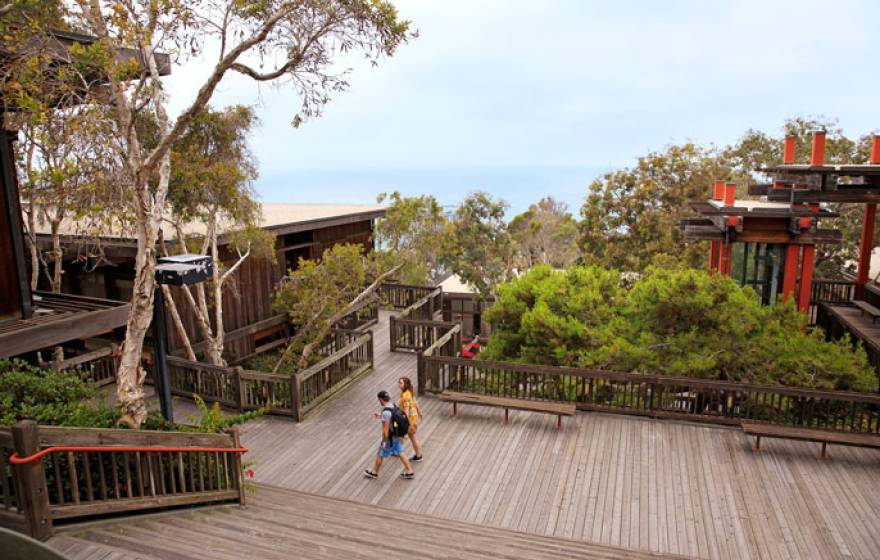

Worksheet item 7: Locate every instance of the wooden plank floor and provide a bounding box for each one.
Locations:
[51,483,689,560]
[113,311,880,559]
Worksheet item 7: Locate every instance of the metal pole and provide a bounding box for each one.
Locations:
[152,286,174,422]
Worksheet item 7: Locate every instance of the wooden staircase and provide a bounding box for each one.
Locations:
[50,483,691,560]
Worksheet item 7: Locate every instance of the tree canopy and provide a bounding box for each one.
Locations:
[484,264,876,392]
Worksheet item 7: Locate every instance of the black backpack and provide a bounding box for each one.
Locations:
[384,405,410,439]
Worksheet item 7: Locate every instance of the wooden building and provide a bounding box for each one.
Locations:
[32,203,385,358]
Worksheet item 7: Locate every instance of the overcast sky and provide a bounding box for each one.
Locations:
[163,0,880,214]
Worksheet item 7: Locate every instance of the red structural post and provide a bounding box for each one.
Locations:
[798,245,816,312]
[872,134,880,165]
[855,135,880,299]
[782,245,800,302]
[783,135,797,164]
[810,130,826,166]
[709,243,719,273]
[713,180,725,201]
[708,180,725,273]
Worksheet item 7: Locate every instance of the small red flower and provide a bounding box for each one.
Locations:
[247,468,255,478]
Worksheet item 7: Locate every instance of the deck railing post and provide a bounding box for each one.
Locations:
[228,426,246,507]
[12,420,52,540]
[291,373,303,422]
[417,352,425,396]
[234,366,245,412]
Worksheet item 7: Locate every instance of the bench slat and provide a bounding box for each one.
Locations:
[439,391,576,415]
[741,422,880,449]
[853,300,880,319]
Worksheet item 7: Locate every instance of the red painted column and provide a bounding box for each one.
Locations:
[855,135,880,299]
[709,180,725,273]
[798,245,816,312]
[783,135,797,164]
[782,245,800,302]
[810,129,826,166]
[720,182,736,276]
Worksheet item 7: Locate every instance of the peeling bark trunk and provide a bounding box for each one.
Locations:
[161,285,197,361]
[116,157,170,428]
[50,222,62,292]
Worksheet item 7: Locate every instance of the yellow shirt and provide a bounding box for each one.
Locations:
[398,390,419,425]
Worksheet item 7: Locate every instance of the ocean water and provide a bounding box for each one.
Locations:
[255,165,610,217]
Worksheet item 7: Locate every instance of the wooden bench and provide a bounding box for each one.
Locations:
[853,300,880,323]
[741,422,880,459]
[439,391,576,430]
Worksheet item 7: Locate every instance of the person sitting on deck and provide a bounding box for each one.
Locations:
[461,335,481,359]
[364,391,415,480]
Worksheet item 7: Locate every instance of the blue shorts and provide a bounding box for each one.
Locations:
[377,438,404,458]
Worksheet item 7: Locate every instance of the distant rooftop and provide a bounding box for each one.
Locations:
[31,202,386,243]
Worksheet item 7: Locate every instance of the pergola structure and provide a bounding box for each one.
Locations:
[684,130,880,314]
[754,131,880,301]
[682,135,844,311]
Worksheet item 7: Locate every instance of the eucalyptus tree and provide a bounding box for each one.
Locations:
[43,0,413,427]
[160,105,274,365]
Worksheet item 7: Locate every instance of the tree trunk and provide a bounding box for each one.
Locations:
[161,285,197,361]
[116,160,170,428]
[50,224,62,293]
[115,216,157,428]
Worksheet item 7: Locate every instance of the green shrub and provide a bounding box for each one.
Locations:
[484,265,877,392]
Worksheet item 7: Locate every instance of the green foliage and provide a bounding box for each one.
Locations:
[508,196,579,270]
[443,191,514,296]
[375,191,447,284]
[484,266,877,392]
[0,359,174,428]
[0,359,102,426]
[180,395,266,434]
[580,143,726,273]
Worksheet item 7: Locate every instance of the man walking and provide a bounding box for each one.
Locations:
[364,390,415,479]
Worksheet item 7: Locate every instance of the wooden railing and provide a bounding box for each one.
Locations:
[811,278,856,304]
[377,282,439,310]
[417,323,462,395]
[0,427,25,535]
[389,287,452,352]
[335,297,379,331]
[809,278,857,326]
[168,330,374,422]
[49,345,120,387]
[0,421,244,540]
[419,355,880,433]
[293,331,374,421]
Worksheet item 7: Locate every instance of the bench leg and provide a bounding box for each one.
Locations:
[504,408,509,424]
[452,402,458,417]
[556,415,562,431]
[753,435,761,453]
[821,442,827,459]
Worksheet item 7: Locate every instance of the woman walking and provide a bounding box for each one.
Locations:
[398,377,424,462]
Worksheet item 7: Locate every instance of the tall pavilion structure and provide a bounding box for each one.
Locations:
[681,130,845,311]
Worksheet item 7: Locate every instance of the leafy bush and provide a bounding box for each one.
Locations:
[0,359,262,433]
[484,265,877,392]
[0,359,108,426]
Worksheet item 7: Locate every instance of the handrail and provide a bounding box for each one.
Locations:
[423,323,461,357]
[10,444,248,465]
[295,331,372,384]
[429,354,880,403]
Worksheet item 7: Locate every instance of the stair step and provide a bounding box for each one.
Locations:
[51,483,691,560]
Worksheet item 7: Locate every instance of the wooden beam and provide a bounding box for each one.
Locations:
[0,303,130,359]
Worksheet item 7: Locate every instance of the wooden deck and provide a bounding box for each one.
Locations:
[823,303,880,356]
[50,483,687,560]
[68,311,880,559]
